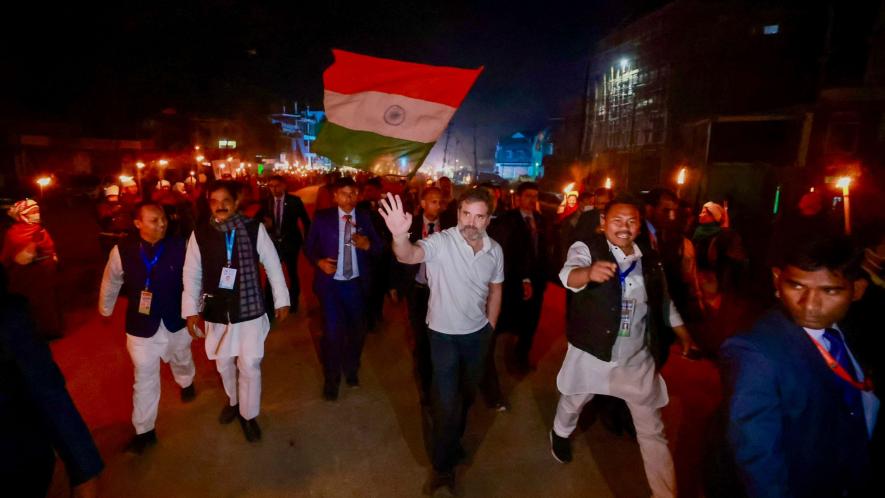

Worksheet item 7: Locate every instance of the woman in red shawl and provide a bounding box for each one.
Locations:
[1,199,63,339]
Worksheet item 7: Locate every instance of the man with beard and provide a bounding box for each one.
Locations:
[380,187,504,495]
[183,181,290,442]
[551,195,694,498]
[99,202,196,453]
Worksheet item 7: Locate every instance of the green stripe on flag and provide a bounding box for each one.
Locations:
[313,120,435,175]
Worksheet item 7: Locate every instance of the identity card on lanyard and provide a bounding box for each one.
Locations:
[219,229,237,290]
[138,242,166,315]
[618,259,637,337]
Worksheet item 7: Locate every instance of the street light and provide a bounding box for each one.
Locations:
[836,177,852,234]
[36,176,51,198]
[195,155,205,162]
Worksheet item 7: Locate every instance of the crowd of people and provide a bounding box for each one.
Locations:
[1,168,882,497]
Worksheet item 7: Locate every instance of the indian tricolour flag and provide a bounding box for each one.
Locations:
[313,49,483,175]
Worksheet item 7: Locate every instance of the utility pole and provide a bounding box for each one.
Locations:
[442,123,452,170]
[473,122,479,179]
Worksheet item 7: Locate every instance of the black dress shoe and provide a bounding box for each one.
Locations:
[125,429,157,455]
[323,385,339,401]
[239,416,262,443]
[345,374,360,388]
[423,470,456,496]
[219,404,239,424]
[180,384,196,403]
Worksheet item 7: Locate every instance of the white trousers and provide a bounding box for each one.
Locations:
[215,356,262,420]
[553,392,676,498]
[126,325,195,434]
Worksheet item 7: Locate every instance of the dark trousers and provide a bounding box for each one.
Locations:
[429,324,493,473]
[318,278,366,386]
[406,282,432,404]
[265,251,301,314]
[514,279,546,363]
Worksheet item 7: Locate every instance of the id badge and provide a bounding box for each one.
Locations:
[138,290,153,315]
[219,267,237,290]
[618,298,635,337]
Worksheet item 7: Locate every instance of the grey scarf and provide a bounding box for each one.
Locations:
[210,214,263,318]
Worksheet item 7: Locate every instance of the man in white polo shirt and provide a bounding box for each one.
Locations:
[380,187,504,496]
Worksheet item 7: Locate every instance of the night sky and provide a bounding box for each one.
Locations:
[3,1,666,165]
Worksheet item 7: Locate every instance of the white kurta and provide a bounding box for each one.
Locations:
[99,245,196,433]
[556,240,683,408]
[182,223,289,360]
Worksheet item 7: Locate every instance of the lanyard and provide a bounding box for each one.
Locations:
[225,229,236,267]
[807,335,874,392]
[139,241,165,290]
[618,260,638,288]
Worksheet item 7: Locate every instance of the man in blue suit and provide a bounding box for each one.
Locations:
[721,234,879,497]
[305,176,381,400]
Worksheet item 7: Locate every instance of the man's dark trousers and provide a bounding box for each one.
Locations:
[406,282,432,404]
[514,279,546,363]
[319,278,366,386]
[430,324,493,472]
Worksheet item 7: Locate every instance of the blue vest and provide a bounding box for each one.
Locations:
[118,235,187,337]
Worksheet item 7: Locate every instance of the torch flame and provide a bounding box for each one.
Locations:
[677,167,686,185]
[36,176,51,187]
[563,182,575,193]
[604,177,612,190]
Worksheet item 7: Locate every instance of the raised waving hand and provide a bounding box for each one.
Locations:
[378,192,413,238]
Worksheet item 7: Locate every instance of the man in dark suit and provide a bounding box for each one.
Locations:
[495,181,549,372]
[356,176,391,330]
[721,234,879,497]
[305,176,382,400]
[398,186,452,405]
[259,175,311,314]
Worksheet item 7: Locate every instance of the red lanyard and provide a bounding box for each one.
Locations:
[807,335,874,392]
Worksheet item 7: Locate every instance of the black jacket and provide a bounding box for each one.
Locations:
[257,193,311,256]
[0,294,103,493]
[566,233,674,369]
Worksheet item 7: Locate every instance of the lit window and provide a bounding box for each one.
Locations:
[763,24,779,35]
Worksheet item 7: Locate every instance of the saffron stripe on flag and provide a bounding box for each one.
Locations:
[313,120,435,171]
[324,90,456,144]
[324,49,484,108]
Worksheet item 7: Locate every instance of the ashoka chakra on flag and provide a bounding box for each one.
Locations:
[313,49,483,175]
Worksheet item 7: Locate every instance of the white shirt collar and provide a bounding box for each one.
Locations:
[605,239,642,263]
[338,207,354,218]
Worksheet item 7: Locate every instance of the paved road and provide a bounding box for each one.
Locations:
[43,199,724,497]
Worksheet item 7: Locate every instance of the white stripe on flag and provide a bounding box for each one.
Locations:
[323,90,456,144]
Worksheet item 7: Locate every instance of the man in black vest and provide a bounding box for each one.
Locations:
[550,194,694,498]
[259,174,311,315]
[183,181,290,443]
[99,201,196,454]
